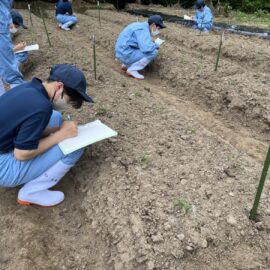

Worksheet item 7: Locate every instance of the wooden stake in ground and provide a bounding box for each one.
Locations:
[27,3,33,27]
[250,146,270,220]
[98,1,101,27]
[214,31,224,71]
[39,7,52,47]
[27,3,34,43]
[92,36,97,80]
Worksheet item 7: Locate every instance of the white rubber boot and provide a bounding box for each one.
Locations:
[126,70,144,79]
[126,57,151,80]
[61,21,73,31]
[0,78,5,96]
[18,161,73,207]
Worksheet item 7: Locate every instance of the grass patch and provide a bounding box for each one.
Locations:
[173,199,193,214]
[96,106,107,116]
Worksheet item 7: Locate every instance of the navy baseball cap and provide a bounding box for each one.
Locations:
[11,10,27,29]
[49,64,94,103]
[148,15,166,29]
[195,0,205,8]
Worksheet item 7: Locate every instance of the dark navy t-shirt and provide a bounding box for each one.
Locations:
[0,78,53,152]
[56,2,73,16]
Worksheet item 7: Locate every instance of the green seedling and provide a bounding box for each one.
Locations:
[141,154,151,165]
[173,199,193,214]
[156,105,166,114]
[134,91,142,97]
[189,128,197,134]
[96,106,107,116]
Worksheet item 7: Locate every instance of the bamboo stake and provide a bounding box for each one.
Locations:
[27,3,34,43]
[98,1,101,27]
[27,3,33,27]
[214,31,224,71]
[39,7,52,47]
[250,146,270,220]
[92,36,97,80]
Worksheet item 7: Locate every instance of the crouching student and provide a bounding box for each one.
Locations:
[0,9,28,97]
[192,0,213,32]
[10,10,29,64]
[0,0,24,96]
[55,0,78,31]
[0,64,94,207]
[115,15,166,80]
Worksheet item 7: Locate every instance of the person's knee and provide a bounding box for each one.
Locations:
[147,50,158,61]
[61,148,84,166]
[72,16,78,24]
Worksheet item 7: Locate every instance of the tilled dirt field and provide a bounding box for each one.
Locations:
[1,4,270,270]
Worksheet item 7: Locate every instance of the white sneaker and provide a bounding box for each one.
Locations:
[61,25,70,31]
[126,70,144,80]
[58,23,62,28]
[18,190,64,207]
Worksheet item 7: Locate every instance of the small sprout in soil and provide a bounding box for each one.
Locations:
[141,154,151,165]
[257,91,268,97]
[224,155,233,162]
[96,106,107,116]
[134,91,142,97]
[156,105,166,114]
[190,128,197,134]
[173,199,193,214]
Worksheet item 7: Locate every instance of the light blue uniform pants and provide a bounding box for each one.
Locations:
[0,32,24,85]
[117,49,158,67]
[15,52,29,64]
[192,23,212,32]
[0,111,84,188]
[56,14,78,26]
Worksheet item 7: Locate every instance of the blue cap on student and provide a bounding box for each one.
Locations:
[11,10,28,29]
[148,15,166,29]
[49,64,94,103]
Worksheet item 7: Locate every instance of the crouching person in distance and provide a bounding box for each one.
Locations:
[115,15,166,80]
[10,9,29,64]
[0,64,93,207]
[192,0,213,32]
[55,0,78,31]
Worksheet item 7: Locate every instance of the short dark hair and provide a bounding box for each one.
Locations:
[63,86,83,109]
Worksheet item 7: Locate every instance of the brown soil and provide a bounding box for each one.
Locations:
[1,4,270,270]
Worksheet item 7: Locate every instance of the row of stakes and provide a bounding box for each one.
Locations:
[26,3,268,221]
[27,3,97,80]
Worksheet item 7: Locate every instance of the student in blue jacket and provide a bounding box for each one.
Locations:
[55,0,78,31]
[192,0,213,32]
[115,15,166,80]
[0,0,24,95]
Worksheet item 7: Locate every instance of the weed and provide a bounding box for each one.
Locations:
[134,91,142,97]
[141,154,151,165]
[156,105,166,114]
[96,106,107,116]
[173,199,193,214]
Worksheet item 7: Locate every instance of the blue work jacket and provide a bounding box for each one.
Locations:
[0,0,13,33]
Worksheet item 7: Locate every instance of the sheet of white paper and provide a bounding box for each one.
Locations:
[15,44,39,54]
[58,120,118,155]
[184,15,192,20]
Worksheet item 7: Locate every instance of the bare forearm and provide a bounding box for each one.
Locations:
[14,132,63,161]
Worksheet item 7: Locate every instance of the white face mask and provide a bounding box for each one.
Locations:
[52,89,68,111]
[151,29,159,36]
[10,27,18,34]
